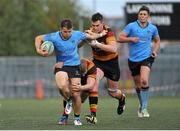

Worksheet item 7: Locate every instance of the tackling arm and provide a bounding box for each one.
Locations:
[72,77,96,92]
[85,29,107,40]
[90,40,117,53]
[80,77,96,91]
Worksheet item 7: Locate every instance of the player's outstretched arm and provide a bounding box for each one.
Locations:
[72,77,96,92]
[81,77,96,91]
[85,29,107,40]
[89,40,117,53]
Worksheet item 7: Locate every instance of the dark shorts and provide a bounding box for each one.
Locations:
[54,65,81,78]
[128,56,155,76]
[93,57,120,81]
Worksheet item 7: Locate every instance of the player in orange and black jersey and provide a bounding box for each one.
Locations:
[56,58,98,124]
[86,12,125,115]
[91,25,118,61]
[78,58,98,124]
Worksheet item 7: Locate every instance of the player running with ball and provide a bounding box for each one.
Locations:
[35,19,105,125]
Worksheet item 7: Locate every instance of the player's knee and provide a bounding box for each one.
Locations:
[72,91,80,98]
[141,79,148,87]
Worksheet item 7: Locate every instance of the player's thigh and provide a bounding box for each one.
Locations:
[133,75,141,88]
[140,66,150,85]
[128,59,141,77]
[140,56,154,83]
[70,78,81,85]
[55,71,69,88]
[70,78,81,96]
[96,68,104,81]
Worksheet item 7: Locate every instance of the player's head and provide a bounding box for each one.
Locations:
[60,19,73,39]
[91,12,104,33]
[138,6,150,24]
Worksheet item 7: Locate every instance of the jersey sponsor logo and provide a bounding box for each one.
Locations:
[71,40,75,44]
[75,70,80,76]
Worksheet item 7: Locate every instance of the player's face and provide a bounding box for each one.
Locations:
[138,10,149,24]
[60,27,72,39]
[91,20,104,33]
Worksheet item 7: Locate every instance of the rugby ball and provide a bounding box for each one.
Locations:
[41,41,54,55]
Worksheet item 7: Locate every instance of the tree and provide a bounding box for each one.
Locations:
[0,0,83,56]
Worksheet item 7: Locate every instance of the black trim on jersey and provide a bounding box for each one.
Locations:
[59,31,72,41]
[86,66,96,76]
[136,20,149,28]
[81,66,96,85]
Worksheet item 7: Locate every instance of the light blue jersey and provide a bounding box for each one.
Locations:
[123,20,159,62]
[44,31,86,66]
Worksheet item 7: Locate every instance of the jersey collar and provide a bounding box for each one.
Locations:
[136,20,149,28]
[59,31,72,41]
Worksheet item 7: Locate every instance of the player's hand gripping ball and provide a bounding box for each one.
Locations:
[41,41,54,55]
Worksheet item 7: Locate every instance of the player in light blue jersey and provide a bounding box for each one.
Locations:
[119,6,160,117]
[35,19,105,125]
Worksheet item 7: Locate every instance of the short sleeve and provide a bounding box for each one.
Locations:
[152,26,159,39]
[76,31,87,41]
[123,23,132,36]
[44,32,55,42]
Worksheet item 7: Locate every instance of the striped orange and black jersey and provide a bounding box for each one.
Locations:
[91,25,118,61]
[81,58,97,85]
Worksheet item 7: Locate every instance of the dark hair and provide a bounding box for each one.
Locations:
[60,19,73,29]
[91,12,103,22]
[138,5,150,15]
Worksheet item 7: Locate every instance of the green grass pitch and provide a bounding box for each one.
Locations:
[0,96,180,130]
